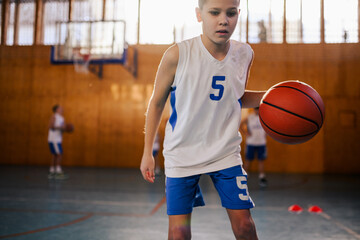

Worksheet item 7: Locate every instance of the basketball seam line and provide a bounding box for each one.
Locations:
[273,85,324,127]
[262,100,320,130]
[259,113,319,138]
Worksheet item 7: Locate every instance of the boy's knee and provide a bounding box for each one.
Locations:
[168,225,191,240]
[232,219,257,240]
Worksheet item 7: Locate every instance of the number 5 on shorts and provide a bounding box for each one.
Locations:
[236,176,249,201]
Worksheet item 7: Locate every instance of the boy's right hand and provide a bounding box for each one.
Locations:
[140,154,155,183]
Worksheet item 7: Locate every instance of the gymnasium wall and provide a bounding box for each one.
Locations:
[0,43,359,174]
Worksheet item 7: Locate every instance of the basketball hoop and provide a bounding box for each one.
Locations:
[73,48,91,74]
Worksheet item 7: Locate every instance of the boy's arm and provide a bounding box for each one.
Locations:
[241,90,266,108]
[140,44,179,183]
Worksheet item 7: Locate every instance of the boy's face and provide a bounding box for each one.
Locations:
[196,0,240,45]
[57,106,64,115]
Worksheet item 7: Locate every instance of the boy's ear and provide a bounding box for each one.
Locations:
[195,7,202,22]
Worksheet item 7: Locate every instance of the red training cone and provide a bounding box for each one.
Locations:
[308,205,323,213]
[288,204,303,213]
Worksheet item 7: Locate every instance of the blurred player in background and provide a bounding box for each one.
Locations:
[48,104,68,179]
[240,107,268,187]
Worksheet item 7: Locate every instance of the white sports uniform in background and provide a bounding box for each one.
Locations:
[153,133,160,153]
[163,36,254,178]
[48,113,64,154]
[246,113,267,146]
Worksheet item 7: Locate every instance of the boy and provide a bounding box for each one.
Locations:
[140,0,265,239]
[240,107,268,187]
[48,104,67,179]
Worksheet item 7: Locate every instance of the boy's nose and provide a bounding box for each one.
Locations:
[219,21,228,26]
[219,15,229,25]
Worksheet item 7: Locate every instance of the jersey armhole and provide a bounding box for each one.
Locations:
[172,42,186,88]
[244,48,254,88]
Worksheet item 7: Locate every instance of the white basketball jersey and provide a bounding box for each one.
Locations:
[48,113,64,143]
[246,113,267,146]
[163,36,254,177]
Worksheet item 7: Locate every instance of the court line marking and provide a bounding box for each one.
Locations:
[0,214,93,239]
[150,196,167,216]
[204,205,360,239]
[0,196,166,239]
[319,212,360,240]
[0,196,166,218]
[3,196,359,239]
[0,197,157,207]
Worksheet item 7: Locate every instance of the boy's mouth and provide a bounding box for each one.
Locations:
[216,30,229,35]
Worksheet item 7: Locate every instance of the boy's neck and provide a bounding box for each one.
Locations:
[200,35,230,61]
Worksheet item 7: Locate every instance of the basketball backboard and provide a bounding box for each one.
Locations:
[50,20,127,78]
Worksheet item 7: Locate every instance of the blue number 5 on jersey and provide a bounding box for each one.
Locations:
[210,76,225,101]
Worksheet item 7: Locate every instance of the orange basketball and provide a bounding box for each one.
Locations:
[259,80,325,144]
[65,123,74,133]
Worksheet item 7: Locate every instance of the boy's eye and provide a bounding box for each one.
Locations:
[210,11,220,16]
[227,11,237,17]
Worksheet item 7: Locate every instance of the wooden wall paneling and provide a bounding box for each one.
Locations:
[0,98,11,164]
[60,95,100,167]
[324,98,360,173]
[341,44,360,98]
[96,94,123,167]
[2,97,32,164]
[1,49,32,98]
[244,126,324,173]
[0,44,359,173]
[136,44,169,84]
[32,65,67,98]
[61,95,100,167]
[104,64,135,82]
[322,44,342,98]
[110,83,149,168]
[27,97,54,166]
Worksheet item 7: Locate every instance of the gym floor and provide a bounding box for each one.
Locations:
[0,166,359,240]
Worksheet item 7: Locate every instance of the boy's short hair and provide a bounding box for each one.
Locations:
[52,104,59,113]
[198,0,205,8]
[198,0,240,9]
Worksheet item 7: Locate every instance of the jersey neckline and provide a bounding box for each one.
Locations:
[197,35,233,65]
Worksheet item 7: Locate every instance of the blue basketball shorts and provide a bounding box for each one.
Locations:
[152,150,159,157]
[245,145,267,161]
[48,142,63,155]
[165,165,255,215]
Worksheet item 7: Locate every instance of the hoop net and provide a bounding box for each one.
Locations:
[73,48,91,74]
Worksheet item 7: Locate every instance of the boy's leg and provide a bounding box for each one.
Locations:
[168,214,192,240]
[50,154,56,172]
[166,175,203,240]
[226,209,258,240]
[48,143,57,178]
[55,154,63,173]
[209,165,257,239]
